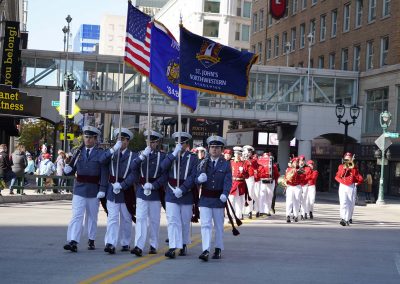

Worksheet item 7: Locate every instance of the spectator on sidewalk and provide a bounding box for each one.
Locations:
[38,153,56,193]
[365,172,373,203]
[0,144,17,195]
[11,144,28,193]
[56,150,66,192]
[24,153,36,175]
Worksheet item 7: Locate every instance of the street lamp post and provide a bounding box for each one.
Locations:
[335,104,360,154]
[377,110,392,205]
[285,42,291,67]
[63,15,72,152]
[306,32,314,102]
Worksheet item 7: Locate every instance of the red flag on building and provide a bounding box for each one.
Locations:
[270,0,286,20]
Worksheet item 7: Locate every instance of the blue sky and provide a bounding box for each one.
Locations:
[27,0,127,51]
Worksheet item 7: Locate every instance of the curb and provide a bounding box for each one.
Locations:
[0,193,73,204]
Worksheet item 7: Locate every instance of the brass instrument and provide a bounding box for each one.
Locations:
[341,154,355,177]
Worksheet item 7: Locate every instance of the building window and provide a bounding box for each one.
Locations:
[382,0,391,17]
[242,24,250,41]
[257,42,262,63]
[285,0,289,17]
[274,34,279,57]
[243,1,251,18]
[368,0,376,22]
[312,0,317,6]
[318,55,324,68]
[282,32,288,54]
[380,36,389,67]
[341,48,349,70]
[302,0,307,10]
[329,53,335,69]
[343,3,351,32]
[259,9,264,30]
[236,0,242,16]
[365,87,389,133]
[300,23,305,48]
[252,13,258,33]
[266,38,272,60]
[320,14,326,41]
[291,27,296,51]
[355,0,363,28]
[204,0,220,13]
[292,0,298,15]
[268,13,273,27]
[353,45,361,71]
[331,9,337,37]
[309,19,316,44]
[235,23,240,40]
[366,40,374,69]
[203,20,219,37]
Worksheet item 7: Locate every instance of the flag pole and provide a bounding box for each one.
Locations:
[115,61,126,179]
[146,82,152,183]
[177,14,183,188]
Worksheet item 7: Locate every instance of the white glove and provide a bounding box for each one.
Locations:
[219,194,227,203]
[140,146,152,160]
[173,187,183,198]
[239,166,243,173]
[172,143,183,157]
[143,182,153,196]
[112,182,122,194]
[197,173,207,183]
[110,140,122,154]
[97,191,105,199]
[64,165,73,175]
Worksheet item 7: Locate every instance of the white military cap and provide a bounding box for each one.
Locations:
[243,145,255,152]
[196,146,206,152]
[172,132,192,143]
[206,135,226,146]
[233,146,243,152]
[83,125,101,137]
[113,128,134,140]
[144,130,163,141]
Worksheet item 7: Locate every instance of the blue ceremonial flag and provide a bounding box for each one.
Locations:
[149,22,197,111]
[179,25,258,98]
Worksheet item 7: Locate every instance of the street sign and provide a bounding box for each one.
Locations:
[60,133,75,141]
[375,133,392,151]
[51,100,60,107]
[56,103,81,119]
[384,132,399,139]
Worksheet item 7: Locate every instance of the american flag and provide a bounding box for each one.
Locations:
[125,2,151,77]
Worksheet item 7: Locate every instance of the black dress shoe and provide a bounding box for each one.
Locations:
[104,243,115,254]
[286,216,291,223]
[130,246,143,257]
[178,244,187,256]
[199,250,209,262]
[309,212,313,219]
[121,245,130,252]
[165,248,176,259]
[340,219,346,226]
[64,240,78,252]
[248,212,252,219]
[301,215,304,220]
[304,213,308,219]
[149,246,157,254]
[294,217,298,222]
[255,212,260,218]
[88,239,95,250]
[212,248,221,259]
[349,219,353,224]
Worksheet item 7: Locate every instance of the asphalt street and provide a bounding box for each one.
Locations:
[0,195,399,284]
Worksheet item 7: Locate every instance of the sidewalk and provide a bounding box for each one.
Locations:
[0,189,72,204]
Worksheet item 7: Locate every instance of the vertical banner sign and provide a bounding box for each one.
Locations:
[1,21,21,88]
[270,0,286,20]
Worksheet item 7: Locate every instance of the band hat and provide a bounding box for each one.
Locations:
[113,128,134,140]
[83,125,101,137]
[144,130,163,141]
[206,135,225,146]
[307,160,314,165]
[233,146,243,152]
[223,149,233,155]
[291,157,299,163]
[196,146,206,152]
[243,145,254,151]
[298,155,305,160]
[172,131,192,143]
[344,152,352,158]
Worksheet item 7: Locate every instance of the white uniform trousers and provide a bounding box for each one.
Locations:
[104,200,132,247]
[135,198,161,250]
[259,181,275,214]
[245,176,255,213]
[307,185,316,213]
[228,191,244,219]
[349,185,357,220]
[285,185,301,218]
[300,185,309,216]
[200,207,225,251]
[67,195,99,243]
[252,181,261,213]
[165,202,192,249]
[338,183,356,221]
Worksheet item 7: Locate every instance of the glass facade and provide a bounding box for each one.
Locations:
[73,24,100,54]
[365,87,389,134]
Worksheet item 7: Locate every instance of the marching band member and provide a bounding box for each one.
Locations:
[196,135,232,261]
[242,145,257,218]
[63,126,108,252]
[284,157,302,223]
[130,130,166,257]
[298,155,311,220]
[335,152,363,226]
[102,128,137,254]
[223,148,233,161]
[257,153,280,216]
[306,160,319,219]
[229,146,248,220]
[161,132,198,258]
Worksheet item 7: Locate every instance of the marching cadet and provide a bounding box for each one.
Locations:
[242,145,257,218]
[298,155,312,220]
[229,146,248,220]
[130,130,166,257]
[196,135,232,261]
[223,148,233,161]
[284,157,302,223]
[305,160,319,219]
[257,153,280,216]
[101,128,137,254]
[161,132,198,258]
[335,152,363,226]
[63,126,108,252]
